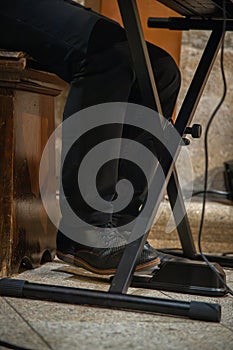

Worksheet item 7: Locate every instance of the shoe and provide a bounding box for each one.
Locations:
[56,230,160,275]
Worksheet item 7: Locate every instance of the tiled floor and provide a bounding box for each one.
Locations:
[0,198,232,350]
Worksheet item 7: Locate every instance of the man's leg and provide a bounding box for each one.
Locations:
[60,41,135,228]
[57,39,181,274]
[57,39,162,274]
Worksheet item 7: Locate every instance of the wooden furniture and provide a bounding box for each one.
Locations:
[0,51,66,277]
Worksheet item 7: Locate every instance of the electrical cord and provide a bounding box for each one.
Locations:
[197,0,233,296]
[192,189,230,197]
[179,189,231,202]
[0,340,33,350]
[166,189,231,201]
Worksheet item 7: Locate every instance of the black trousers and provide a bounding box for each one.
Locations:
[0,0,181,230]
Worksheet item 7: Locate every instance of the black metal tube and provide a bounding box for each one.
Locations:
[0,278,221,322]
[167,170,197,258]
[24,283,190,316]
[109,236,146,294]
[114,0,195,297]
[148,18,233,31]
[117,0,163,113]
[175,25,224,136]
[111,0,167,295]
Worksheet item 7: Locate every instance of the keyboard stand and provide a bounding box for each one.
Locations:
[110,0,229,297]
[1,0,232,322]
[147,16,233,269]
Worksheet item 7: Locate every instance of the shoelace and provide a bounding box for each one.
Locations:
[99,223,129,248]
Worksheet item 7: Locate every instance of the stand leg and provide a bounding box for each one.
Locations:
[109,235,147,294]
[0,278,222,322]
[175,24,224,134]
[167,169,197,258]
[117,0,162,113]
[110,0,171,295]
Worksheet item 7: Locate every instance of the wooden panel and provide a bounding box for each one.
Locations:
[100,0,182,65]
[0,92,14,276]
[10,90,57,274]
[0,60,64,276]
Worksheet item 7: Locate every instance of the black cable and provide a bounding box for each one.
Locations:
[192,189,230,197]
[197,0,233,296]
[0,340,34,350]
[167,189,231,201]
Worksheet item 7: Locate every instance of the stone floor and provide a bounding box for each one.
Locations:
[0,197,233,350]
[0,261,232,350]
[150,197,233,254]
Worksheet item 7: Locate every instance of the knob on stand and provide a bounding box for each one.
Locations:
[185,124,202,138]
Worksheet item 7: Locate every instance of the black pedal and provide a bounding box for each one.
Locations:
[131,257,227,296]
[224,160,233,201]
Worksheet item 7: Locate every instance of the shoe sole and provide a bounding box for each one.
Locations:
[56,250,160,275]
